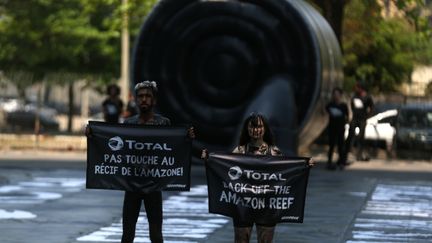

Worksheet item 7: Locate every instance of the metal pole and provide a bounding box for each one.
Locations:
[34,82,42,149]
[120,0,130,105]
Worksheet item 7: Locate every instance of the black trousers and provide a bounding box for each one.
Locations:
[121,191,163,243]
[343,119,367,162]
[233,217,276,227]
[327,125,345,165]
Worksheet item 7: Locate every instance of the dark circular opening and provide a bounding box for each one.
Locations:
[205,53,244,88]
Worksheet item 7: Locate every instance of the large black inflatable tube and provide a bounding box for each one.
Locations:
[132,0,343,156]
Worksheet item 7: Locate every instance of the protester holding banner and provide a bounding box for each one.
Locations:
[203,113,314,243]
[119,80,194,243]
[233,113,282,243]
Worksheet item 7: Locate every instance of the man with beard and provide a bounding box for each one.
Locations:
[121,81,194,243]
[123,81,170,126]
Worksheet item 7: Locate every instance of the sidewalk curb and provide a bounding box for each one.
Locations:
[0,134,86,151]
[0,149,86,162]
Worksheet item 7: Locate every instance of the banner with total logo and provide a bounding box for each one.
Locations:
[206,153,310,224]
[86,121,191,193]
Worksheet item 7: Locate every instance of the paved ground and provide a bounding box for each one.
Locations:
[0,149,430,243]
[205,158,432,243]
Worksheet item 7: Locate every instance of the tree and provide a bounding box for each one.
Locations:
[308,0,432,92]
[0,0,158,84]
[1,1,112,78]
[308,0,351,46]
[0,0,158,131]
[342,0,432,92]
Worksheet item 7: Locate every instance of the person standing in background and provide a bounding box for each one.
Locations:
[325,87,348,170]
[123,92,139,118]
[102,84,124,123]
[343,82,374,163]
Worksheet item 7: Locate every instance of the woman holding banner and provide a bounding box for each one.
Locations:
[203,112,314,243]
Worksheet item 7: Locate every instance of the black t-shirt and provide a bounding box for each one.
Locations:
[350,94,374,121]
[102,98,124,123]
[126,100,139,118]
[123,113,171,126]
[326,101,348,128]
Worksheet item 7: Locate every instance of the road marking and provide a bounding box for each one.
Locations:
[0,177,85,219]
[0,209,36,219]
[77,185,229,243]
[347,183,432,242]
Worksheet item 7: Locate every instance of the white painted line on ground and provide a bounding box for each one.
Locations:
[347,183,432,242]
[0,209,36,219]
[347,192,368,197]
[0,177,85,219]
[77,185,229,243]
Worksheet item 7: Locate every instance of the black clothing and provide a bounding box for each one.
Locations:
[327,125,346,166]
[125,100,139,118]
[232,143,280,227]
[121,191,163,243]
[121,113,170,243]
[102,98,124,123]
[350,94,374,121]
[233,218,276,228]
[326,102,348,129]
[343,93,374,162]
[326,102,348,166]
[123,114,170,126]
[345,119,367,161]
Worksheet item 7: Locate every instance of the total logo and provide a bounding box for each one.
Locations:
[228,166,243,180]
[227,166,286,181]
[107,136,172,151]
[108,136,124,151]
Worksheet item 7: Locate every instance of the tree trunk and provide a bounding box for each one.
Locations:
[311,0,348,49]
[34,83,42,148]
[67,82,74,133]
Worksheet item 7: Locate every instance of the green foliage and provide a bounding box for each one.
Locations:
[426,81,432,97]
[0,0,158,85]
[342,0,432,92]
[1,0,430,94]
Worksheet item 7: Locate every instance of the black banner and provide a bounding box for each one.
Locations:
[206,153,310,224]
[86,121,191,193]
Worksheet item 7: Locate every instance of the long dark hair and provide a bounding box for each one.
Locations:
[238,113,275,146]
[106,84,121,96]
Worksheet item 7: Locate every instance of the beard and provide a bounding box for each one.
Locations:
[139,104,153,114]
